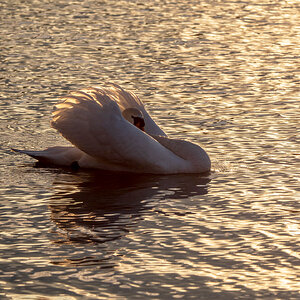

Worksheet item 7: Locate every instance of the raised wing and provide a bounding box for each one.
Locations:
[51,87,180,173]
[96,83,166,136]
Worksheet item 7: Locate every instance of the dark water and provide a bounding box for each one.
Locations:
[0,0,299,299]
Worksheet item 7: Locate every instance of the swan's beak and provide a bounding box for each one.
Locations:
[133,117,145,131]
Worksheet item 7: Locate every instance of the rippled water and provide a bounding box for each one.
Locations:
[0,0,299,299]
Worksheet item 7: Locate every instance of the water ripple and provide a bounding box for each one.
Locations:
[0,0,299,298]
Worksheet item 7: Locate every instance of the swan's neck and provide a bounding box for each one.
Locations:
[150,134,211,173]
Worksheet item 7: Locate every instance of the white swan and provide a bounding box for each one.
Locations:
[14,83,211,174]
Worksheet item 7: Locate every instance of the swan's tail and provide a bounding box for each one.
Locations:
[11,146,84,167]
[11,148,43,160]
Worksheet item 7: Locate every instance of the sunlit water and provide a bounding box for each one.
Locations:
[0,0,299,299]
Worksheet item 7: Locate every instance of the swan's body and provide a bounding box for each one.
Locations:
[15,84,211,174]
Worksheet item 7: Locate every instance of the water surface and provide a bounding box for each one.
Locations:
[0,0,299,299]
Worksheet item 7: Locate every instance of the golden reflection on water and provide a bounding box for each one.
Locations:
[0,0,299,298]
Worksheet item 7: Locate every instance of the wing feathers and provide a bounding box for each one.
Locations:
[50,85,183,173]
[93,84,166,136]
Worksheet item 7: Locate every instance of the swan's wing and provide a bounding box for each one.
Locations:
[51,87,176,173]
[95,83,166,136]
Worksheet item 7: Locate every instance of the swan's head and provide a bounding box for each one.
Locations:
[122,108,145,131]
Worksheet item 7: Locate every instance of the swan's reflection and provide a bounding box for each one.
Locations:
[49,170,210,266]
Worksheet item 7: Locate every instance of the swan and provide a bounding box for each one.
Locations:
[13,83,211,174]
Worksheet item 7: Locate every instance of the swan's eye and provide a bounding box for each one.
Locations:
[131,116,145,131]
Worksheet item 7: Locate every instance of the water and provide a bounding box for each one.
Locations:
[0,0,299,299]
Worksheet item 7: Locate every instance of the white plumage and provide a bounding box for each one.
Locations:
[14,83,211,174]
